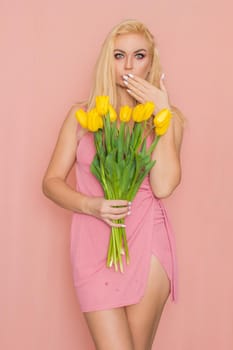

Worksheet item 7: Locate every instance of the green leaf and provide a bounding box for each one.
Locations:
[140,138,147,155]
[120,158,136,196]
[117,122,125,163]
[90,155,101,182]
[104,113,112,153]
[124,124,131,156]
[94,130,106,161]
[111,121,118,149]
[131,122,142,151]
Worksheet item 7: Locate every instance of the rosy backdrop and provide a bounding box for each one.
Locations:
[1,0,233,349]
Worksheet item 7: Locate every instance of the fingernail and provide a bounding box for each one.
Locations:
[121,224,126,227]
[123,74,128,80]
[128,202,132,206]
[126,89,131,93]
[161,73,165,80]
[123,80,128,85]
[127,211,131,216]
[127,73,134,78]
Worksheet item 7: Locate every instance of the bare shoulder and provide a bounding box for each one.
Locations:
[63,102,88,141]
[42,102,88,182]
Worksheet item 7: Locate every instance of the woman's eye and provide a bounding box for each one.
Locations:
[114,53,124,59]
[135,53,145,59]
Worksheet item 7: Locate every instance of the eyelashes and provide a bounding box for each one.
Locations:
[135,53,145,59]
[114,53,124,59]
[114,53,145,60]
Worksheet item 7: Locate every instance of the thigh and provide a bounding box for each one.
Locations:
[125,254,170,350]
[83,307,134,350]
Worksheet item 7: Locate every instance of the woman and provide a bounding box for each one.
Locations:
[42,19,184,350]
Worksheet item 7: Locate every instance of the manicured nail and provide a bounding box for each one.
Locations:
[123,74,128,80]
[121,224,126,227]
[123,80,128,85]
[127,73,134,78]
[128,202,132,205]
[126,89,131,93]
[161,73,165,80]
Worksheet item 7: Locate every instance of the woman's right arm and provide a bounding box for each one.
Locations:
[42,105,130,227]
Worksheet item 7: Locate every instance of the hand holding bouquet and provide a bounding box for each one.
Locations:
[75,96,172,272]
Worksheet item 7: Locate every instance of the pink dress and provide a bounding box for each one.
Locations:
[70,128,178,312]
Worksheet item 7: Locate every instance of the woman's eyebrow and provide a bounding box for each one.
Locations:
[113,49,147,53]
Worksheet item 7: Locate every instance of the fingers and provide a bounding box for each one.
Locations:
[126,88,145,103]
[88,197,132,227]
[159,73,167,92]
[100,199,132,227]
[102,200,131,217]
[107,199,130,207]
[123,73,158,105]
[123,73,167,95]
[123,73,170,112]
[123,75,148,103]
[123,74,148,92]
[108,206,130,216]
[103,210,131,220]
[104,219,126,228]
[125,73,165,89]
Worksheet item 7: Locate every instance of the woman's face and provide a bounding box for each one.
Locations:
[113,33,152,87]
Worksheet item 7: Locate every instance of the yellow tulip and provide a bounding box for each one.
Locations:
[75,109,88,129]
[119,105,132,122]
[87,108,103,132]
[132,102,155,122]
[141,101,155,121]
[109,105,117,122]
[95,95,110,115]
[155,123,170,136]
[132,104,145,122]
[153,108,172,128]
[153,108,172,135]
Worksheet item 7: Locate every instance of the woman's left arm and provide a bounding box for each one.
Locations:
[124,73,184,198]
[149,108,183,198]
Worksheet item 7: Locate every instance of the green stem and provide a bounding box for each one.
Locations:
[147,135,161,155]
[112,229,118,271]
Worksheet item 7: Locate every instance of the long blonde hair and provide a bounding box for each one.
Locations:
[83,19,185,125]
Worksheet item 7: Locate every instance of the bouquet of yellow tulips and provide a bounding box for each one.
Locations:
[75,96,172,272]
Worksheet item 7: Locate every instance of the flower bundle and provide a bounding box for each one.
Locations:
[75,96,172,272]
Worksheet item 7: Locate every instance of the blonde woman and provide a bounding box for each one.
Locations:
[42,19,184,350]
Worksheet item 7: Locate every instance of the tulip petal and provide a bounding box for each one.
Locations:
[109,105,117,122]
[155,120,171,135]
[119,105,132,122]
[154,108,172,128]
[95,96,110,115]
[87,108,103,132]
[75,109,88,129]
[142,101,155,121]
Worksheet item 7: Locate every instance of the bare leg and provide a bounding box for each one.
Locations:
[83,307,134,350]
[125,254,170,350]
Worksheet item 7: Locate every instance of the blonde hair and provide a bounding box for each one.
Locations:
[82,19,185,126]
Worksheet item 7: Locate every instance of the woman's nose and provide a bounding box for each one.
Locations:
[124,55,133,70]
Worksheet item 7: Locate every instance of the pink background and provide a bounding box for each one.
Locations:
[1,0,233,349]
